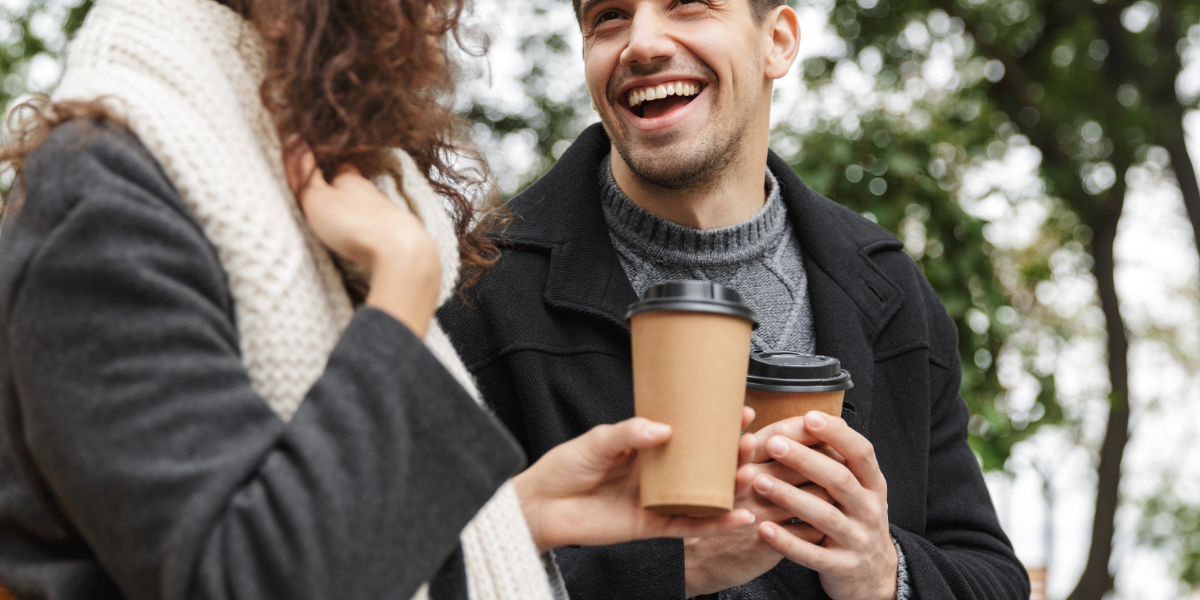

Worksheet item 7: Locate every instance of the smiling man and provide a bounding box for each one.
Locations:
[438,0,1029,598]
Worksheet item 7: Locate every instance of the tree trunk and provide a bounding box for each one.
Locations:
[1065,189,1131,600]
[1166,138,1200,275]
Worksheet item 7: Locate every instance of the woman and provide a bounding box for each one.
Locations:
[0,0,753,597]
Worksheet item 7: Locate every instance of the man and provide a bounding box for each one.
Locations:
[439,0,1029,598]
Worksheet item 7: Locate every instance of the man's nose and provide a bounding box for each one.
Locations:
[620,7,675,66]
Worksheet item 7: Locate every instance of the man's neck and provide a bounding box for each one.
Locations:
[608,145,770,231]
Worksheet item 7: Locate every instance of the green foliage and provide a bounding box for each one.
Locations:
[839,0,1200,593]
[780,116,1034,469]
[0,0,91,113]
[842,0,1199,230]
[1140,489,1200,590]
[459,21,596,197]
[0,0,92,197]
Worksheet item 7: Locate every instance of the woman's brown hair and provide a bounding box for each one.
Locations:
[1,0,500,284]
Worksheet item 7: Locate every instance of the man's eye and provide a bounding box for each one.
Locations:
[596,9,620,22]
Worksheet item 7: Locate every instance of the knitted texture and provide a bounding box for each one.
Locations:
[460,484,564,600]
[894,537,911,600]
[53,1,554,598]
[600,159,815,353]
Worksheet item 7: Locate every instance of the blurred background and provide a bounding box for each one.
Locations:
[3,0,1200,597]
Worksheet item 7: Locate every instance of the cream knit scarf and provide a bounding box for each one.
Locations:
[52,0,555,598]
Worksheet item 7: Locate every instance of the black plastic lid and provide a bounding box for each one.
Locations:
[746,351,854,392]
[625,281,757,325]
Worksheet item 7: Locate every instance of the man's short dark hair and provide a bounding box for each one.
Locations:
[572,0,786,25]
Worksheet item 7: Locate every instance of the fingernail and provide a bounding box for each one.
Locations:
[768,436,789,457]
[755,475,774,493]
[732,509,756,526]
[645,423,670,438]
[807,412,827,428]
[761,523,777,540]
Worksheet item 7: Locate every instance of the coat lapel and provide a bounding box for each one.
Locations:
[501,125,637,330]
[767,152,908,435]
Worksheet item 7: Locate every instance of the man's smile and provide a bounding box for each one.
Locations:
[616,76,709,131]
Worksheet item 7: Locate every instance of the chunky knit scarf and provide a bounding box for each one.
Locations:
[52,0,555,598]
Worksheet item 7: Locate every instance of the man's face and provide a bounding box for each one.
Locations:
[580,0,773,190]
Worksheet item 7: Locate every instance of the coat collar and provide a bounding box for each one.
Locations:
[498,124,637,329]
[498,124,907,341]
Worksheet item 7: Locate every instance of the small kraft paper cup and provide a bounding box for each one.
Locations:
[743,351,853,435]
[626,281,757,516]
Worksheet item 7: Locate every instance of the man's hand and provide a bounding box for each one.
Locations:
[752,412,898,600]
[683,412,833,597]
[513,416,756,554]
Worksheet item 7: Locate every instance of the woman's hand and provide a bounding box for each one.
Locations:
[513,416,757,554]
[285,146,441,337]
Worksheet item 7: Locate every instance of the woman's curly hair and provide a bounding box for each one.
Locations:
[2,0,501,287]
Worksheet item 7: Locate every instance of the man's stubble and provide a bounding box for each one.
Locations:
[612,121,743,192]
[601,60,755,193]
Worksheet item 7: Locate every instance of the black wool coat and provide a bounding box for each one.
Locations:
[439,124,1029,600]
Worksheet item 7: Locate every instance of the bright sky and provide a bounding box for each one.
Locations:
[8,0,1200,596]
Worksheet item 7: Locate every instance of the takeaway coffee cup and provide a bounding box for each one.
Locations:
[744,351,853,434]
[626,281,757,516]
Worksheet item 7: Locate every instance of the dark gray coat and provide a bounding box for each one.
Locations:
[0,121,524,600]
[439,124,1029,600]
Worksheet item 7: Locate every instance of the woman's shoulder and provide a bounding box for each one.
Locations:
[17,119,190,225]
[1,118,229,319]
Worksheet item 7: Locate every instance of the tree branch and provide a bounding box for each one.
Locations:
[1065,175,1131,600]
[1167,138,1200,280]
[930,0,1078,168]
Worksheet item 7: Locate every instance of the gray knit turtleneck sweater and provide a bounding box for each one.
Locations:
[600,158,815,354]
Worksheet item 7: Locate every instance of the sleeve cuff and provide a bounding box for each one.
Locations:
[543,551,570,600]
[893,535,911,600]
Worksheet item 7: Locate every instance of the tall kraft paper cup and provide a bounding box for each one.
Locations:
[744,352,854,435]
[626,281,757,516]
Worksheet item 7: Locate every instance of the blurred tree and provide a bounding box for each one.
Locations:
[1140,483,1200,591]
[0,0,92,195]
[779,113,1065,470]
[0,0,91,112]
[840,0,1200,597]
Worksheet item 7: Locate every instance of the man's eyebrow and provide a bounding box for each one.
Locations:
[578,0,606,20]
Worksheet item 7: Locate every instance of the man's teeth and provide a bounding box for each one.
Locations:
[628,81,701,108]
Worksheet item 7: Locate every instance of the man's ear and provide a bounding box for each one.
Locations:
[763,4,800,80]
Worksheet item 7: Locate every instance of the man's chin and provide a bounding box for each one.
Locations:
[609,130,735,192]
[600,108,739,191]
[620,149,722,191]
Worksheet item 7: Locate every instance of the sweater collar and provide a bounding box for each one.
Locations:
[598,157,789,267]
[498,123,906,338]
